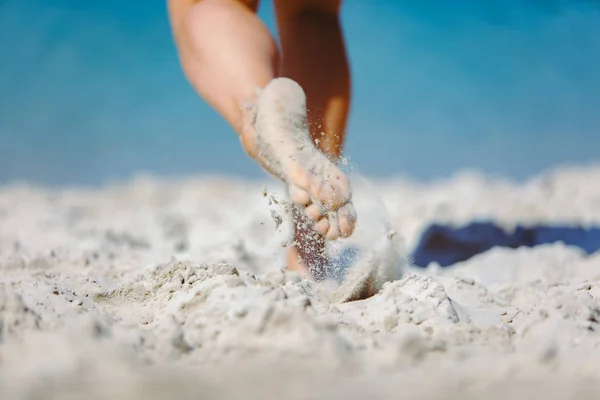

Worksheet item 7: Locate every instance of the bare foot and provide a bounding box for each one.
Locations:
[286,245,310,277]
[251,78,357,242]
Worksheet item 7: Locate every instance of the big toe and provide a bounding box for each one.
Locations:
[337,203,357,238]
[323,205,357,241]
[325,212,340,240]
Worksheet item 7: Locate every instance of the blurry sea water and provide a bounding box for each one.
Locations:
[1,0,599,185]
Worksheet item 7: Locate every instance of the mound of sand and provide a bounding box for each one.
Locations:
[2,166,600,399]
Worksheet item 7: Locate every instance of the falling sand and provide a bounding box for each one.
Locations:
[2,165,600,399]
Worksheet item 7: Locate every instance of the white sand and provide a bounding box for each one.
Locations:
[2,165,600,399]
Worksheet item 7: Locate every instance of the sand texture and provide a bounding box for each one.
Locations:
[2,166,600,399]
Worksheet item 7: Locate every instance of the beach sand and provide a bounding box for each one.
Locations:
[2,165,600,399]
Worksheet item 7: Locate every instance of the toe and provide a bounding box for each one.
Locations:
[289,185,310,205]
[325,212,340,240]
[305,203,324,221]
[338,203,357,238]
[317,171,352,211]
[314,218,330,236]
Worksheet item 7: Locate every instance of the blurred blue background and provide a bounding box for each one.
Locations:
[1,0,599,185]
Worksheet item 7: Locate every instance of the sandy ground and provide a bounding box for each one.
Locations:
[2,165,600,399]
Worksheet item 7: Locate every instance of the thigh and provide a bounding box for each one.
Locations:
[184,0,260,13]
[274,0,342,16]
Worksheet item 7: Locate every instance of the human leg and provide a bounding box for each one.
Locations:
[168,0,355,280]
[274,0,353,277]
[167,0,276,152]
